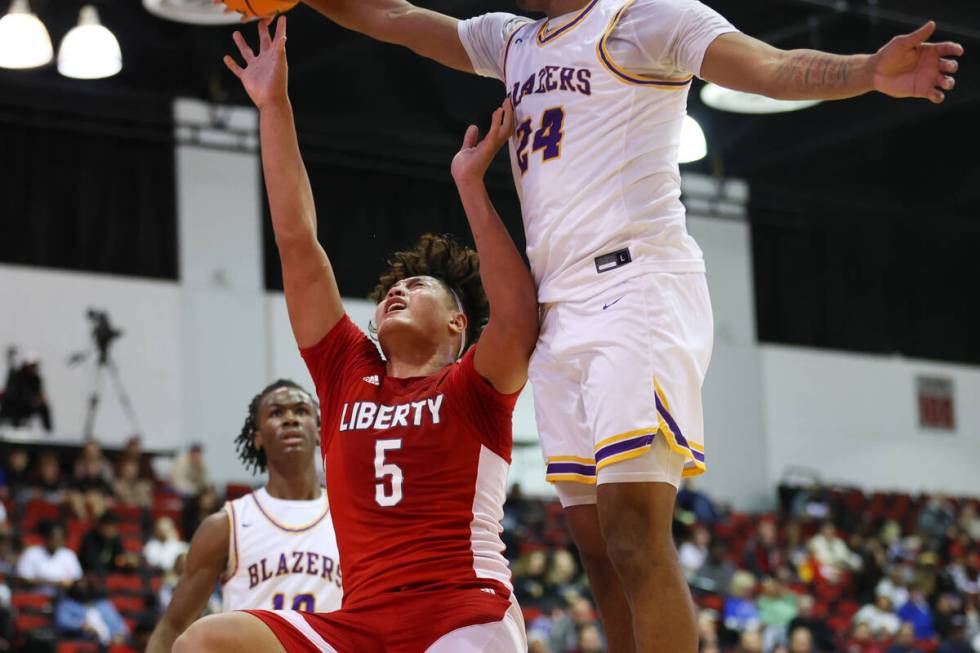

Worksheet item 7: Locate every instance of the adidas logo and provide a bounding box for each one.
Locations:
[362,375,380,386]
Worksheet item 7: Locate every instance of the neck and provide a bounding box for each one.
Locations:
[265,462,321,501]
[383,335,456,379]
[545,0,590,18]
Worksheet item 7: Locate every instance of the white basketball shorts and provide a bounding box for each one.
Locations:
[528,272,713,507]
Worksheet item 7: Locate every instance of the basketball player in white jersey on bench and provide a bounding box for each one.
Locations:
[146,379,341,653]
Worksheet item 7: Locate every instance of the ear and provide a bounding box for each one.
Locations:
[449,311,468,338]
[253,429,264,451]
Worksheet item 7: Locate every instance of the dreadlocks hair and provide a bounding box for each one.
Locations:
[369,233,489,355]
[235,379,320,476]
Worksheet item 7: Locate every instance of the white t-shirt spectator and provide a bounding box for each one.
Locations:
[679,541,707,578]
[458,0,736,82]
[853,604,901,637]
[144,538,188,573]
[17,545,83,587]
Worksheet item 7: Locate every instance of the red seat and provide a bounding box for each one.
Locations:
[15,612,52,633]
[122,536,143,553]
[698,593,725,613]
[225,483,254,500]
[24,499,61,521]
[57,642,99,653]
[117,521,143,536]
[111,505,144,522]
[105,574,143,593]
[11,591,52,612]
[111,595,146,613]
[109,645,139,653]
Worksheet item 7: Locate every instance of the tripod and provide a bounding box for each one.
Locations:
[81,347,142,440]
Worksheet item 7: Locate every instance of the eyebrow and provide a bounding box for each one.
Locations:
[266,401,312,410]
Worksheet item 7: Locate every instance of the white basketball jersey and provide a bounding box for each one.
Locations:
[221,487,342,613]
[502,0,707,303]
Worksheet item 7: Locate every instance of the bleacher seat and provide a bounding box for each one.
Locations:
[110,595,146,614]
[11,591,52,612]
[56,642,99,653]
[105,574,143,594]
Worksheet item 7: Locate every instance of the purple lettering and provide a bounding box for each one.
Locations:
[545,66,559,92]
[577,69,592,96]
[306,551,319,575]
[260,558,272,581]
[248,563,259,589]
[321,555,334,582]
[276,553,288,576]
[291,551,305,573]
[520,75,536,102]
[559,67,575,91]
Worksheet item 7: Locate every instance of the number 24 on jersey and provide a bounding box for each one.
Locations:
[515,107,566,175]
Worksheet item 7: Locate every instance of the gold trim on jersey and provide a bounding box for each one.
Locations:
[502,23,526,74]
[251,489,331,533]
[536,0,601,46]
[596,0,695,89]
[221,501,239,584]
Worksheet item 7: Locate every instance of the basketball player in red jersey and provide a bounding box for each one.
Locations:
[173,15,537,653]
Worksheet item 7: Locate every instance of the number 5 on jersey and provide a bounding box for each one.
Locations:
[515,107,566,175]
[375,439,403,507]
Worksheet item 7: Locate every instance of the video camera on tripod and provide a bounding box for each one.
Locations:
[69,308,142,440]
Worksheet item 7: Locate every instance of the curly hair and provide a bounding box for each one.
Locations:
[235,379,319,476]
[369,233,489,353]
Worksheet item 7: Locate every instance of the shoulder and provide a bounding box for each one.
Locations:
[188,511,231,559]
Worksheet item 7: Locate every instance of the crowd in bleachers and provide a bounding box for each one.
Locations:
[505,482,980,653]
[0,437,218,652]
[0,436,977,653]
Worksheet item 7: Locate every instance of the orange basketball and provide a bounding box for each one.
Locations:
[222,0,299,19]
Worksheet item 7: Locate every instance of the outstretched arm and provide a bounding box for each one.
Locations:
[301,0,473,73]
[451,100,538,394]
[702,22,963,104]
[224,17,344,347]
[145,514,228,653]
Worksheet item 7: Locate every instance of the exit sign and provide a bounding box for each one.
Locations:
[917,376,955,431]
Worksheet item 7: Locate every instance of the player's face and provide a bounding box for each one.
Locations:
[374,275,465,356]
[255,388,319,462]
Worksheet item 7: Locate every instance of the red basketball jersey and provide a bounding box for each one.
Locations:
[301,316,518,609]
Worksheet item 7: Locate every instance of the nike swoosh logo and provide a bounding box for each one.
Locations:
[603,297,624,310]
[241,523,252,528]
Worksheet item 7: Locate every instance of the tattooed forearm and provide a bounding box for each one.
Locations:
[770,50,873,99]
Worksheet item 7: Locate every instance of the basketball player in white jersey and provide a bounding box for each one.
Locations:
[146,380,341,653]
[254,2,962,651]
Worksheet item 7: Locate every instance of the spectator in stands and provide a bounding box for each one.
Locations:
[896,587,935,639]
[70,439,115,520]
[724,570,761,633]
[170,443,210,497]
[918,495,956,540]
[181,484,219,540]
[846,621,885,653]
[787,624,817,653]
[884,622,918,653]
[577,623,604,653]
[855,540,888,604]
[679,524,711,579]
[697,608,721,651]
[0,353,52,433]
[853,595,901,638]
[875,566,911,608]
[947,553,980,596]
[692,541,737,594]
[757,575,799,650]
[514,549,549,606]
[544,548,584,602]
[808,520,862,584]
[957,503,980,541]
[3,448,31,500]
[677,479,720,524]
[549,596,602,653]
[143,516,188,573]
[733,628,764,653]
[33,451,66,504]
[78,512,138,574]
[933,593,964,640]
[936,615,973,653]
[787,594,836,653]
[743,519,784,578]
[16,520,82,593]
[113,457,153,508]
[119,435,157,483]
[789,483,831,521]
[0,531,15,576]
[784,520,810,574]
[158,552,188,612]
[54,576,129,646]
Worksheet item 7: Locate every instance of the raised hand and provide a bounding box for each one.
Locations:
[872,21,963,104]
[451,98,516,184]
[223,16,289,111]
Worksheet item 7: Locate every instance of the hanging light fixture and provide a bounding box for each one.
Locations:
[0,0,53,70]
[58,5,122,79]
[679,115,707,164]
[701,83,821,114]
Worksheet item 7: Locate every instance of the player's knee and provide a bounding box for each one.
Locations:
[173,621,212,653]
